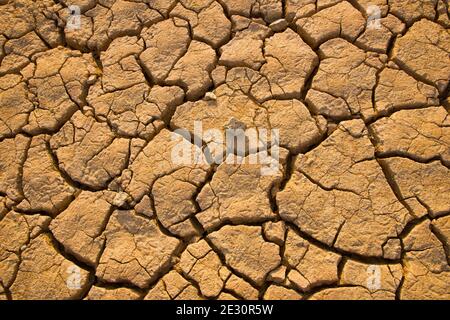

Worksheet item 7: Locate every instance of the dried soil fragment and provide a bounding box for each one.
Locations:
[208,225,281,286]
[96,210,180,288]
[392,19,450,93]
[278,120,412,257]
[10,234,90,300]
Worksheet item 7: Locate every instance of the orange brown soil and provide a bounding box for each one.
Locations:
[0,0,449,300]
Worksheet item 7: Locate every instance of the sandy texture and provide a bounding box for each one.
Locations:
[0,0,449,300]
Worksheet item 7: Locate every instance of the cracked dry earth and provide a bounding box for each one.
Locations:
[0,0,449,301]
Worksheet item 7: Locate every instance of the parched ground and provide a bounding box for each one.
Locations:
[0,0,449,300]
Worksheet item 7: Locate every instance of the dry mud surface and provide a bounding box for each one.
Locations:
[0,0,449,300]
